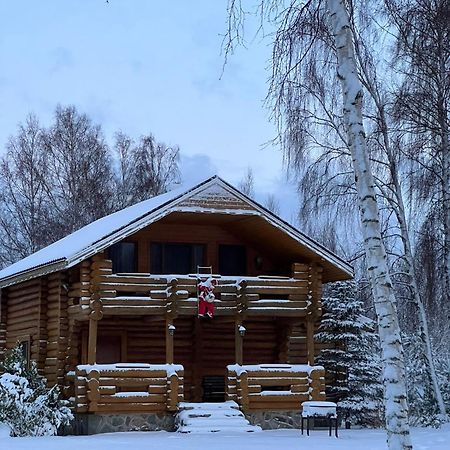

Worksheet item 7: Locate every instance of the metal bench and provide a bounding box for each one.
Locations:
[301,401,338,437]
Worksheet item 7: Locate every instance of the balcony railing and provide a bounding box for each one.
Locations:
[68,258,315,318]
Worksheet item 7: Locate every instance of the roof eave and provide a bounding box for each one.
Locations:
[0,259,67,289]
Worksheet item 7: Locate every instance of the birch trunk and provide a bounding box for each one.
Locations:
[327,1,412,448]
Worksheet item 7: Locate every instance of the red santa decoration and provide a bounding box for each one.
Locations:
[198,277,217,318]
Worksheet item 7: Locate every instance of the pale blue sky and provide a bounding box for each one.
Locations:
[0,0,299,221]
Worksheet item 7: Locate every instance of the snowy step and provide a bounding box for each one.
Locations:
[177,425,260,433]
[175,401,262,433]
[178,400,240,411]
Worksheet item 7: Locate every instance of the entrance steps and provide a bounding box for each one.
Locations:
[175,401,262,433]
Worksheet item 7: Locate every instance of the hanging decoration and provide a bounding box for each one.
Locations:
[198,277,217,318]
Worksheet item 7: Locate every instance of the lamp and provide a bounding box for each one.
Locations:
[168,324,176,336]
[238,325,246,337]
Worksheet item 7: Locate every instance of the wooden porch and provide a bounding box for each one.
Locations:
[65,255,324,413]
[72,363,325,414]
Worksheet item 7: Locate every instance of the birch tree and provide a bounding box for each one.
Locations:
[225,1,412,447]
[327,3,411,446]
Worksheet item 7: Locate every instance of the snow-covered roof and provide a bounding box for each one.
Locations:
[0,175,353,288]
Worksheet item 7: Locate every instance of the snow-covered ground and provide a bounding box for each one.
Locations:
[1,426,450,450]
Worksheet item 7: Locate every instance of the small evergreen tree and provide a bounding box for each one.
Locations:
[316,280,383,426]
[0,346,73,437]
[403,333,448,427]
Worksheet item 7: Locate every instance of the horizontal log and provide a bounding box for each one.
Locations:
[249,394,309,403]
[248,377,308,386]
[98,377,168,387]
[98,393,166,403]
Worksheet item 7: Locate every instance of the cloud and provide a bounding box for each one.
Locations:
[180,153,218,185]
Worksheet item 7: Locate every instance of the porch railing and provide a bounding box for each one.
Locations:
[74,363,184,413]
[226,364,325,412]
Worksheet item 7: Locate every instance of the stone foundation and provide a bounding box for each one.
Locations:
[70,412,175,435]
[245,411,302,430]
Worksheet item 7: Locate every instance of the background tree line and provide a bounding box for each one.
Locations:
[0,104,180,267]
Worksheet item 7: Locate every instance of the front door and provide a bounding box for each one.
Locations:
[97,334,122,363]
[181,317,235,402]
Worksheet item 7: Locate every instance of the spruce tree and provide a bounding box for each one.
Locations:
[316,280,383,426]
[0,346,73,436]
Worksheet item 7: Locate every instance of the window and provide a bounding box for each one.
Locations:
[18,339,30,368]
[108,242,137,273]
[218,244,247,275]
[151,243,205,274]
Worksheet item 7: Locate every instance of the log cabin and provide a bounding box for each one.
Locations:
[0,175,352,433]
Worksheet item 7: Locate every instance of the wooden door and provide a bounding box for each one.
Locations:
[97,335,122,364]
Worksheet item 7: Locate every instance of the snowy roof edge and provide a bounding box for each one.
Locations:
[0,175,353,288]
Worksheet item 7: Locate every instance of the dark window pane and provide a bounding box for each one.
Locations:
[150,243,206,274]
[108,242,137,273]
[219,245,247,275]
[151,243,163,274]
[193,244,206,271]
[165,244,191,274]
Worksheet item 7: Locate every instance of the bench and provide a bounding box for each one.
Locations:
[301,401,338,437]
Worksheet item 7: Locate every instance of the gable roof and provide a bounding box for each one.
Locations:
[0,176,353,288]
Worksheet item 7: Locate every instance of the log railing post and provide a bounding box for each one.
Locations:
[167,372,179,411]
[239,371,249,412]
[86,369,100,412]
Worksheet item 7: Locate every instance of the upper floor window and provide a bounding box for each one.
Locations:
[218,244,247,275]
[108,242,137,273]
[151,243,205,274]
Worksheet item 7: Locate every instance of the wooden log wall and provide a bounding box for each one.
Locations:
[44,272,69,387]
[0,290,6,361]
[5,278,46,373]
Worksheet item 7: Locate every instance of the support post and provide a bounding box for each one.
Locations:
[165,278,178,365]
[87,317,98,365]
[166,318,174,364]
[87,297,103,365]
[306,319,315,365]
[235,320,243,365]
[306,262,322,365]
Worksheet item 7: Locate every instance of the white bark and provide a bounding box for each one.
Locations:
[327,1,412,449]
